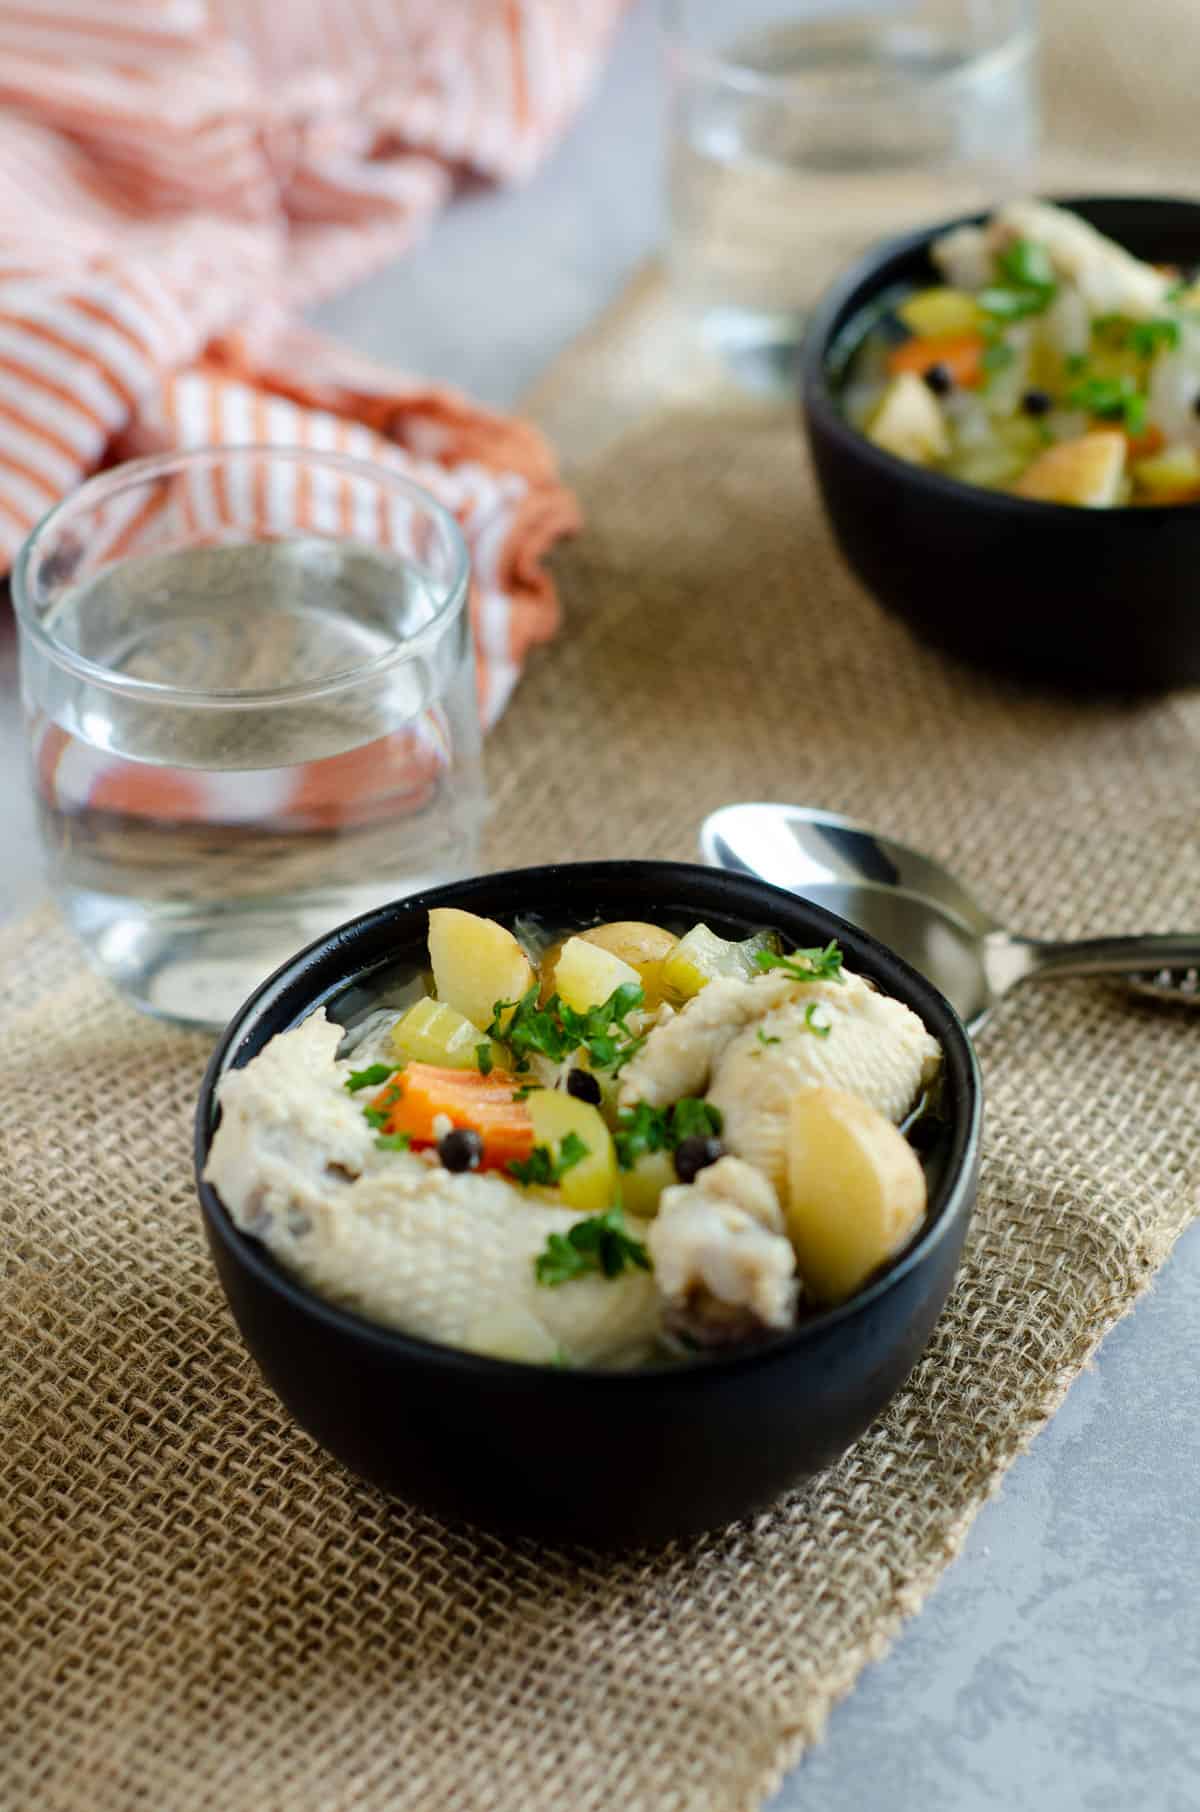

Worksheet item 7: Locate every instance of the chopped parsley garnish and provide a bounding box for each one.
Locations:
[487,981,645,1075]
[1064,351,1089,376]
[756,940,845,985]
[487,987,559,1067]
[996,237,1056,294]
[979,240,1057,324]
[475,1043,494,1076]
[1067,372,1147,433]
[1091,311,1126,336]
[361,1075,404,1132]
[374,1132,412,1152]
[975,242,1056,386]
[671,1098,723,1144]
[978,286,1049,323]
[612,1101,669,1168]
[508,1131,590,1188]
[557,1131,590,1172]
[1129,317,1180,359]
[534,1207,652,1287]
[757,1028,781,1047]
[508,1145,558,1187]
[1124,392,1149,435]
[344,1063,394,1093]
[613,1098,722,1170]
[803,1002,832,1038]
[1089,315,1179,361]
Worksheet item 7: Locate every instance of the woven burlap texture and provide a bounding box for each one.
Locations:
[4,389,1200,1812]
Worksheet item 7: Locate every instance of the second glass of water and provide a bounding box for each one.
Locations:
[13,447,484,1030]
[664,0,1039,388]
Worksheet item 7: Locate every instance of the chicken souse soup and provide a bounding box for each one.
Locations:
[204,908,945,1368]
[840,199,1200,507]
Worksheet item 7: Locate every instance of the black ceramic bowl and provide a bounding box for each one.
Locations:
[802,196,1200,693]
[195,862,982,1546]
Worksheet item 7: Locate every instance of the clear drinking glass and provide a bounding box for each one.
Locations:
[13,447,484,1030]
[663,0,1039,388]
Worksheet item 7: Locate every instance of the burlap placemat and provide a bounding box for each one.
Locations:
[5,398,1200,1812]
[6,5,1200,1806]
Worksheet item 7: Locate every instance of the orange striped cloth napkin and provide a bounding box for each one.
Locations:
[0,0,627,725]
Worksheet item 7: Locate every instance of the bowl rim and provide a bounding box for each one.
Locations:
[194,860,983,1387]
[800,191,1200,521]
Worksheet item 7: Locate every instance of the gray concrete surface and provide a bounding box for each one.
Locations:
[3,3,1197,1806]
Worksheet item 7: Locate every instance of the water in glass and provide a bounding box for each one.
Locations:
[22,536,483,1027]
[666,1,1038,387]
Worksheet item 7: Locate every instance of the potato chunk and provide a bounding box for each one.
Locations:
[897,286,983,338]
[579,922,678,1008]
[541,923,678,1006]
[526,1089,618,1213]
[866,372,950,466]
[785,1086,926,1303]
[552,935,642,1013]
[1012,430,1126,506]
[1132,443,1200,501]
[427,908,534,1034]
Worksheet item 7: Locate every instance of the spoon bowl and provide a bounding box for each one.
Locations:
[701,804,1200,1031]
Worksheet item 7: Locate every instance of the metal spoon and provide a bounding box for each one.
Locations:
[699,802,1200,1032]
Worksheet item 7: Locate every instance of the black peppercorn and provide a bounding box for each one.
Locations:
[1193,391,1200,418]
[922,362,953,397]
[565,1067,602,1105]
[674,1135,723,1185]
[437,1127,484,1173]
[1021,388,1053,417]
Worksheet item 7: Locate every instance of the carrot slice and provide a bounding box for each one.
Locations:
[371,1063,535,1170]
[887,333,985,389]
[1125,422,1165,461]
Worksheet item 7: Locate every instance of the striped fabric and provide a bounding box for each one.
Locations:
[0,0,626,724]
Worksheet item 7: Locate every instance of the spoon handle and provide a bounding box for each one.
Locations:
[986,931,1200,995]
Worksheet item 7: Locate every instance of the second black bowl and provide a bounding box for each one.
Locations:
[195,863,982,1546]
[802,196,1200,694]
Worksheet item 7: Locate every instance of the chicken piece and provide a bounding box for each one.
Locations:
[934,201,1170,321]
[706,975,939,1200]
[648,1157,798,1337]
[205,1012,660,1368]
[930,223,994,292]
[205,1008,378,1216]
[617,973,800,1109]
[1039,283,1092,363]
[987,200,1169,321]
[1148,319,1200,451]
[621,967,939,1202]
[1012,430,1126,506]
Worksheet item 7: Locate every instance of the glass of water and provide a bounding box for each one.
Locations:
[13,446,484,1030]
[663,0,1039,388]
